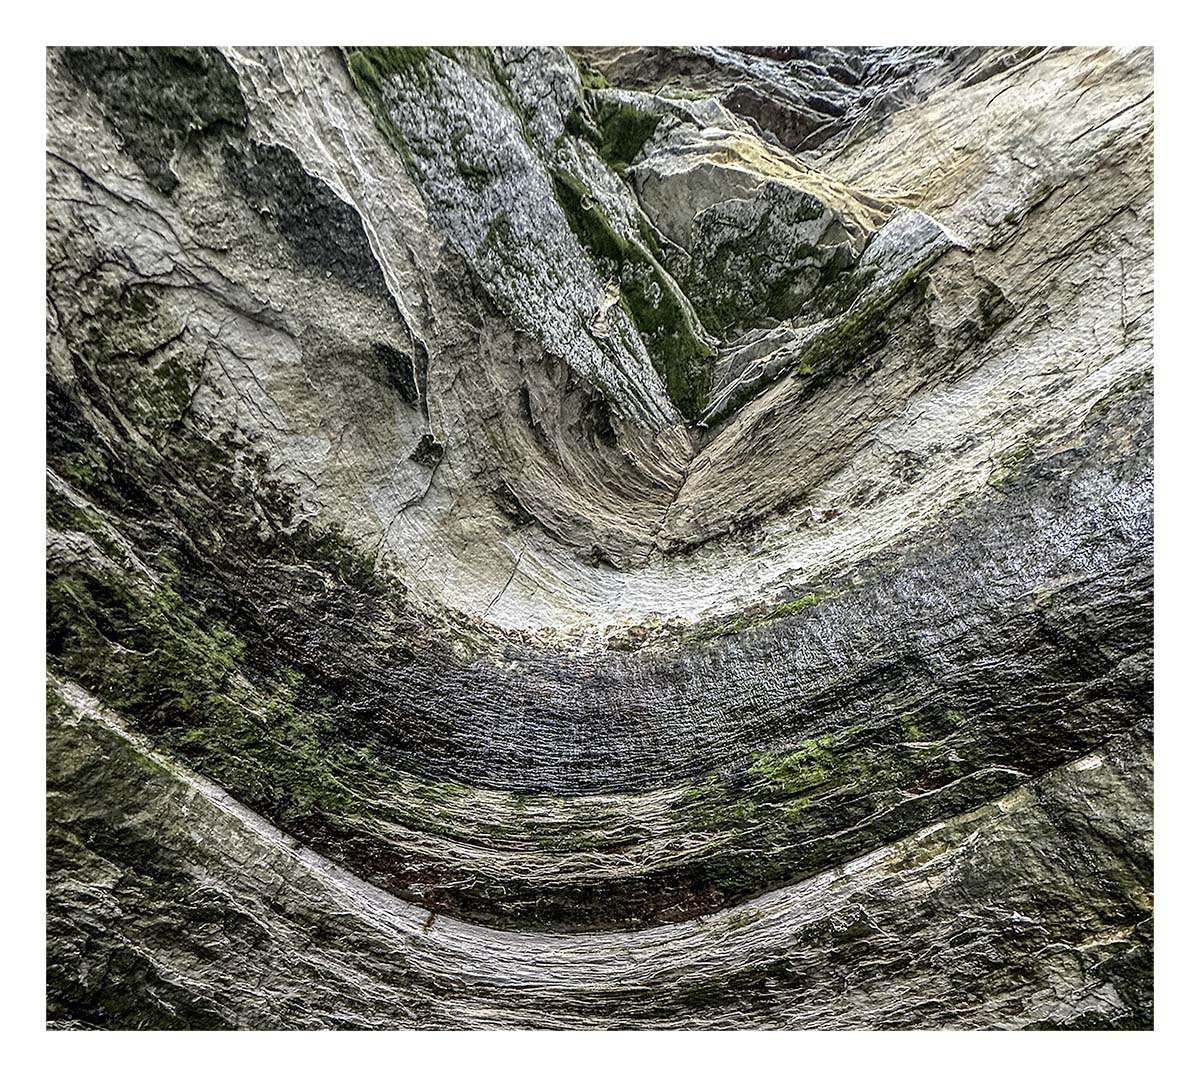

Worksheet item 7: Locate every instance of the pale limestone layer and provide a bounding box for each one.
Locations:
[47,47,1152,638]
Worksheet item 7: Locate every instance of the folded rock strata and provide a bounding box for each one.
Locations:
[45,44,1153,1029]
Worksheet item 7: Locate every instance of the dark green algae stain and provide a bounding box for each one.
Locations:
[60,47,394,303]
[43,500,1032,931]
[60,46,248,195]
[222,139,395,300]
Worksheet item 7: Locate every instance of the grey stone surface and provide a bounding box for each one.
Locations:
[45,45,1152,1028]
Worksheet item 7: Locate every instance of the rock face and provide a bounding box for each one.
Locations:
[45,45,1153,1029]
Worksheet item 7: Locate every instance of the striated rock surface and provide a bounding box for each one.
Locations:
[46,44,1153,1029]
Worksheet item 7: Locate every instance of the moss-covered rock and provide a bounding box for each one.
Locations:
[60,46,247,194]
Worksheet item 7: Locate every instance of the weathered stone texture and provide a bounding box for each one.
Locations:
[46,45,1152,1029]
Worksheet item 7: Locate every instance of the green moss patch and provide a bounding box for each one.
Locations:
[684,591,829,643]
[54,447,108,491]
[48,549,379,825]
[345,46,434,93]
[704,262,928,425]
[587,94,661,171]
[686,187,832,336]
[342,47,435,156]
[987,440,1036,488]
[551,168,714,420]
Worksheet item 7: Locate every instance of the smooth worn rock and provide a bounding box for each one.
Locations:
[45,44,1153,1029]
